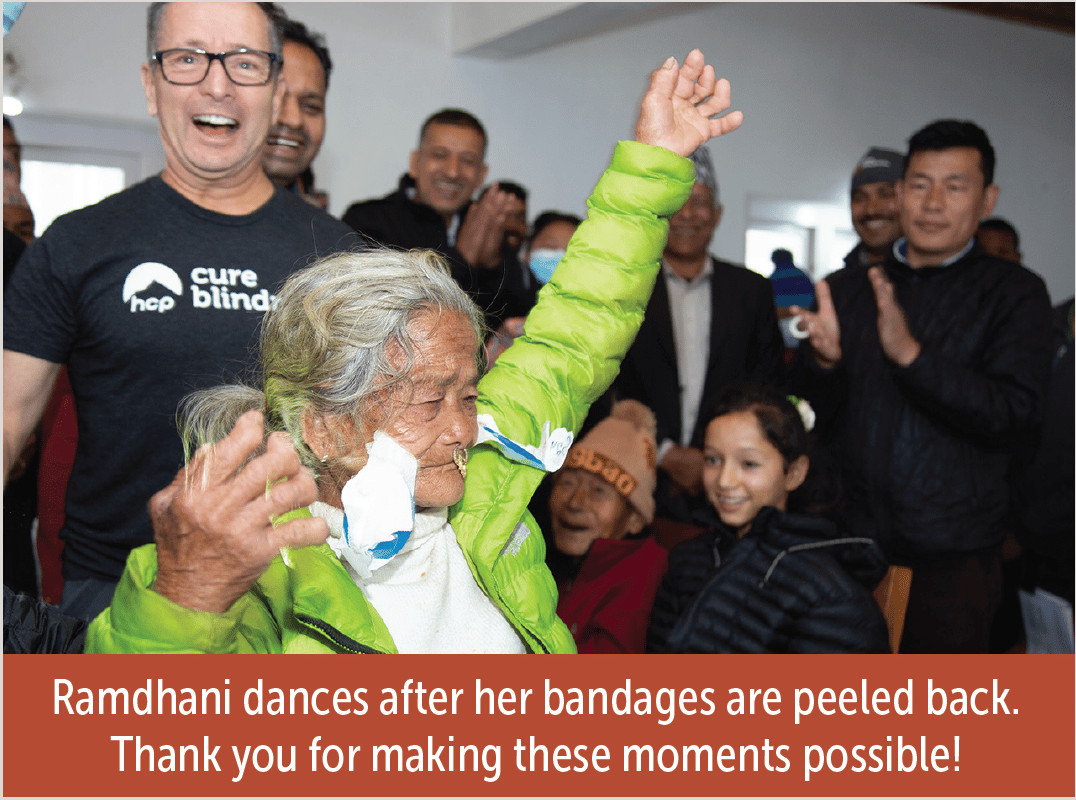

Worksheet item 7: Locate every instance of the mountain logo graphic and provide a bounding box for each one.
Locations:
[122,262,183,313]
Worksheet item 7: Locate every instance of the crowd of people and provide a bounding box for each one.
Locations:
[3,2,1071,656]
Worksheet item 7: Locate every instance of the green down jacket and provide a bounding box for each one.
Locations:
[86,141,694,655]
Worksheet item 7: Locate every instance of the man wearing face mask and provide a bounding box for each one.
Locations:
[525,211,581,286]
[597,146,784,524]
[484,211,582,367]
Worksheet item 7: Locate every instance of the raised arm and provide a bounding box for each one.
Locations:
[457,52,742,594]
[634,49,743,156]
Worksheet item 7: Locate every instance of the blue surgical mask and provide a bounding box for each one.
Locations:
[529,249,566,285]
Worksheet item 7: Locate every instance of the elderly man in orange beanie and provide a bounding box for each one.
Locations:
[548,400,667,653]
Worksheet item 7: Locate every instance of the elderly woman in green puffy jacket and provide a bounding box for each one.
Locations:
[86,50,743,655]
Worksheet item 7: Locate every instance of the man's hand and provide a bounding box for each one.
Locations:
[635,49,744,157]
[868,266,921,367]
[660,444,705,496]
[455,184,511,270]
[790,279,842,369]
[151,410,328,614]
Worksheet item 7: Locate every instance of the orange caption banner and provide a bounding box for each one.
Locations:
[4,655,1073,797]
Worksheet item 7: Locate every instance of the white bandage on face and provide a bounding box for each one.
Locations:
[332,431,418,578]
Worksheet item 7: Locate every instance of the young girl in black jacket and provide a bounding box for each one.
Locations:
[647,383,890,654]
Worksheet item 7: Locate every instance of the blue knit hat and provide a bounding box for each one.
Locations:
[769,249,814,309]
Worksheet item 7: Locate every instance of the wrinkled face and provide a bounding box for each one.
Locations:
[503,195,528,254]
[307,311,480,510]
[898,147,998,268]
[142,2,282,191]
[665,182,721,271]
[702,411,805,538]
[378,310,480,509]
[262,40,327,185]
[850,180,900,253]
[409,123,487,221]
[977,227,1021,263]
[549,468,642,557]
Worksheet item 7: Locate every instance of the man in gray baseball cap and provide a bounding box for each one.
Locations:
[845,147,904,268]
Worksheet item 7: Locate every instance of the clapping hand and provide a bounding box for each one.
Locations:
[790,279,842,369]
[456,183,511,270]
[868,266,921,367]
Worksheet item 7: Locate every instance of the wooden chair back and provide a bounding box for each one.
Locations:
[873,565,913,653]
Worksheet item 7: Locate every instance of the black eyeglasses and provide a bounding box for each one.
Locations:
[153,48,279,86]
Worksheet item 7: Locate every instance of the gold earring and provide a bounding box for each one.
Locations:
[452,447,468,478]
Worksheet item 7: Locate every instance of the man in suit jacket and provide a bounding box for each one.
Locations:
[604,147,784,522]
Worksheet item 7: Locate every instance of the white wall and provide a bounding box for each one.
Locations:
[5,2,1072,301]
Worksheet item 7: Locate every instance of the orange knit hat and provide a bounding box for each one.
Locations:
[561,399,658,524]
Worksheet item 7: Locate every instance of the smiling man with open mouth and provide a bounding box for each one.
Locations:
[142,2,284,212]
[262,19,331,194]
[2,2,354,622]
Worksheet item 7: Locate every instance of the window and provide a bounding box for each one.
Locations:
[10,114,164,238]
[21,158,126,238]
[744,196,858,283]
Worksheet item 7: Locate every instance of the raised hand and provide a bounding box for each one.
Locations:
[868,266,921,367]
[790,279,842,369]
[151,409,327,613]
[635,49,744,157]
[456,184,511,270]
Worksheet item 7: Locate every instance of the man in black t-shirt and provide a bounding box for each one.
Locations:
[2,2,353,619]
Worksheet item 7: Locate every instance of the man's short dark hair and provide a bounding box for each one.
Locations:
[418,109,487,156]
[530,211,582,245]
[978,217,1020,252]
[905,119,996,186]
[147,2,287,61]
[283,19,332,89]
[480,181,527,203]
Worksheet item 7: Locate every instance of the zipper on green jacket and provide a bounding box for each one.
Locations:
[295,614,387,654]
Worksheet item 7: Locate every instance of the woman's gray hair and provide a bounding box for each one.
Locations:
[180,248,485,475]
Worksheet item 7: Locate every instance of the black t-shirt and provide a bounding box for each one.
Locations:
[3,176,356,580]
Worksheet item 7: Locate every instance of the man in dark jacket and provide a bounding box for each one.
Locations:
[341,109,532,326]
[791,120,1054,653]
[598,147,784,523]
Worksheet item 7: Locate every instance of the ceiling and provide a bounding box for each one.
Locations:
[933,2,1074,35]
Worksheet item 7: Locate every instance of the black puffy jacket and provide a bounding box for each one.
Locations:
[647,508,889,654]
[3,585,87,654]
[796,243,1053,560]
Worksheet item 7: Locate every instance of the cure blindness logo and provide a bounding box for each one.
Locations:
[123,262,183,313]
